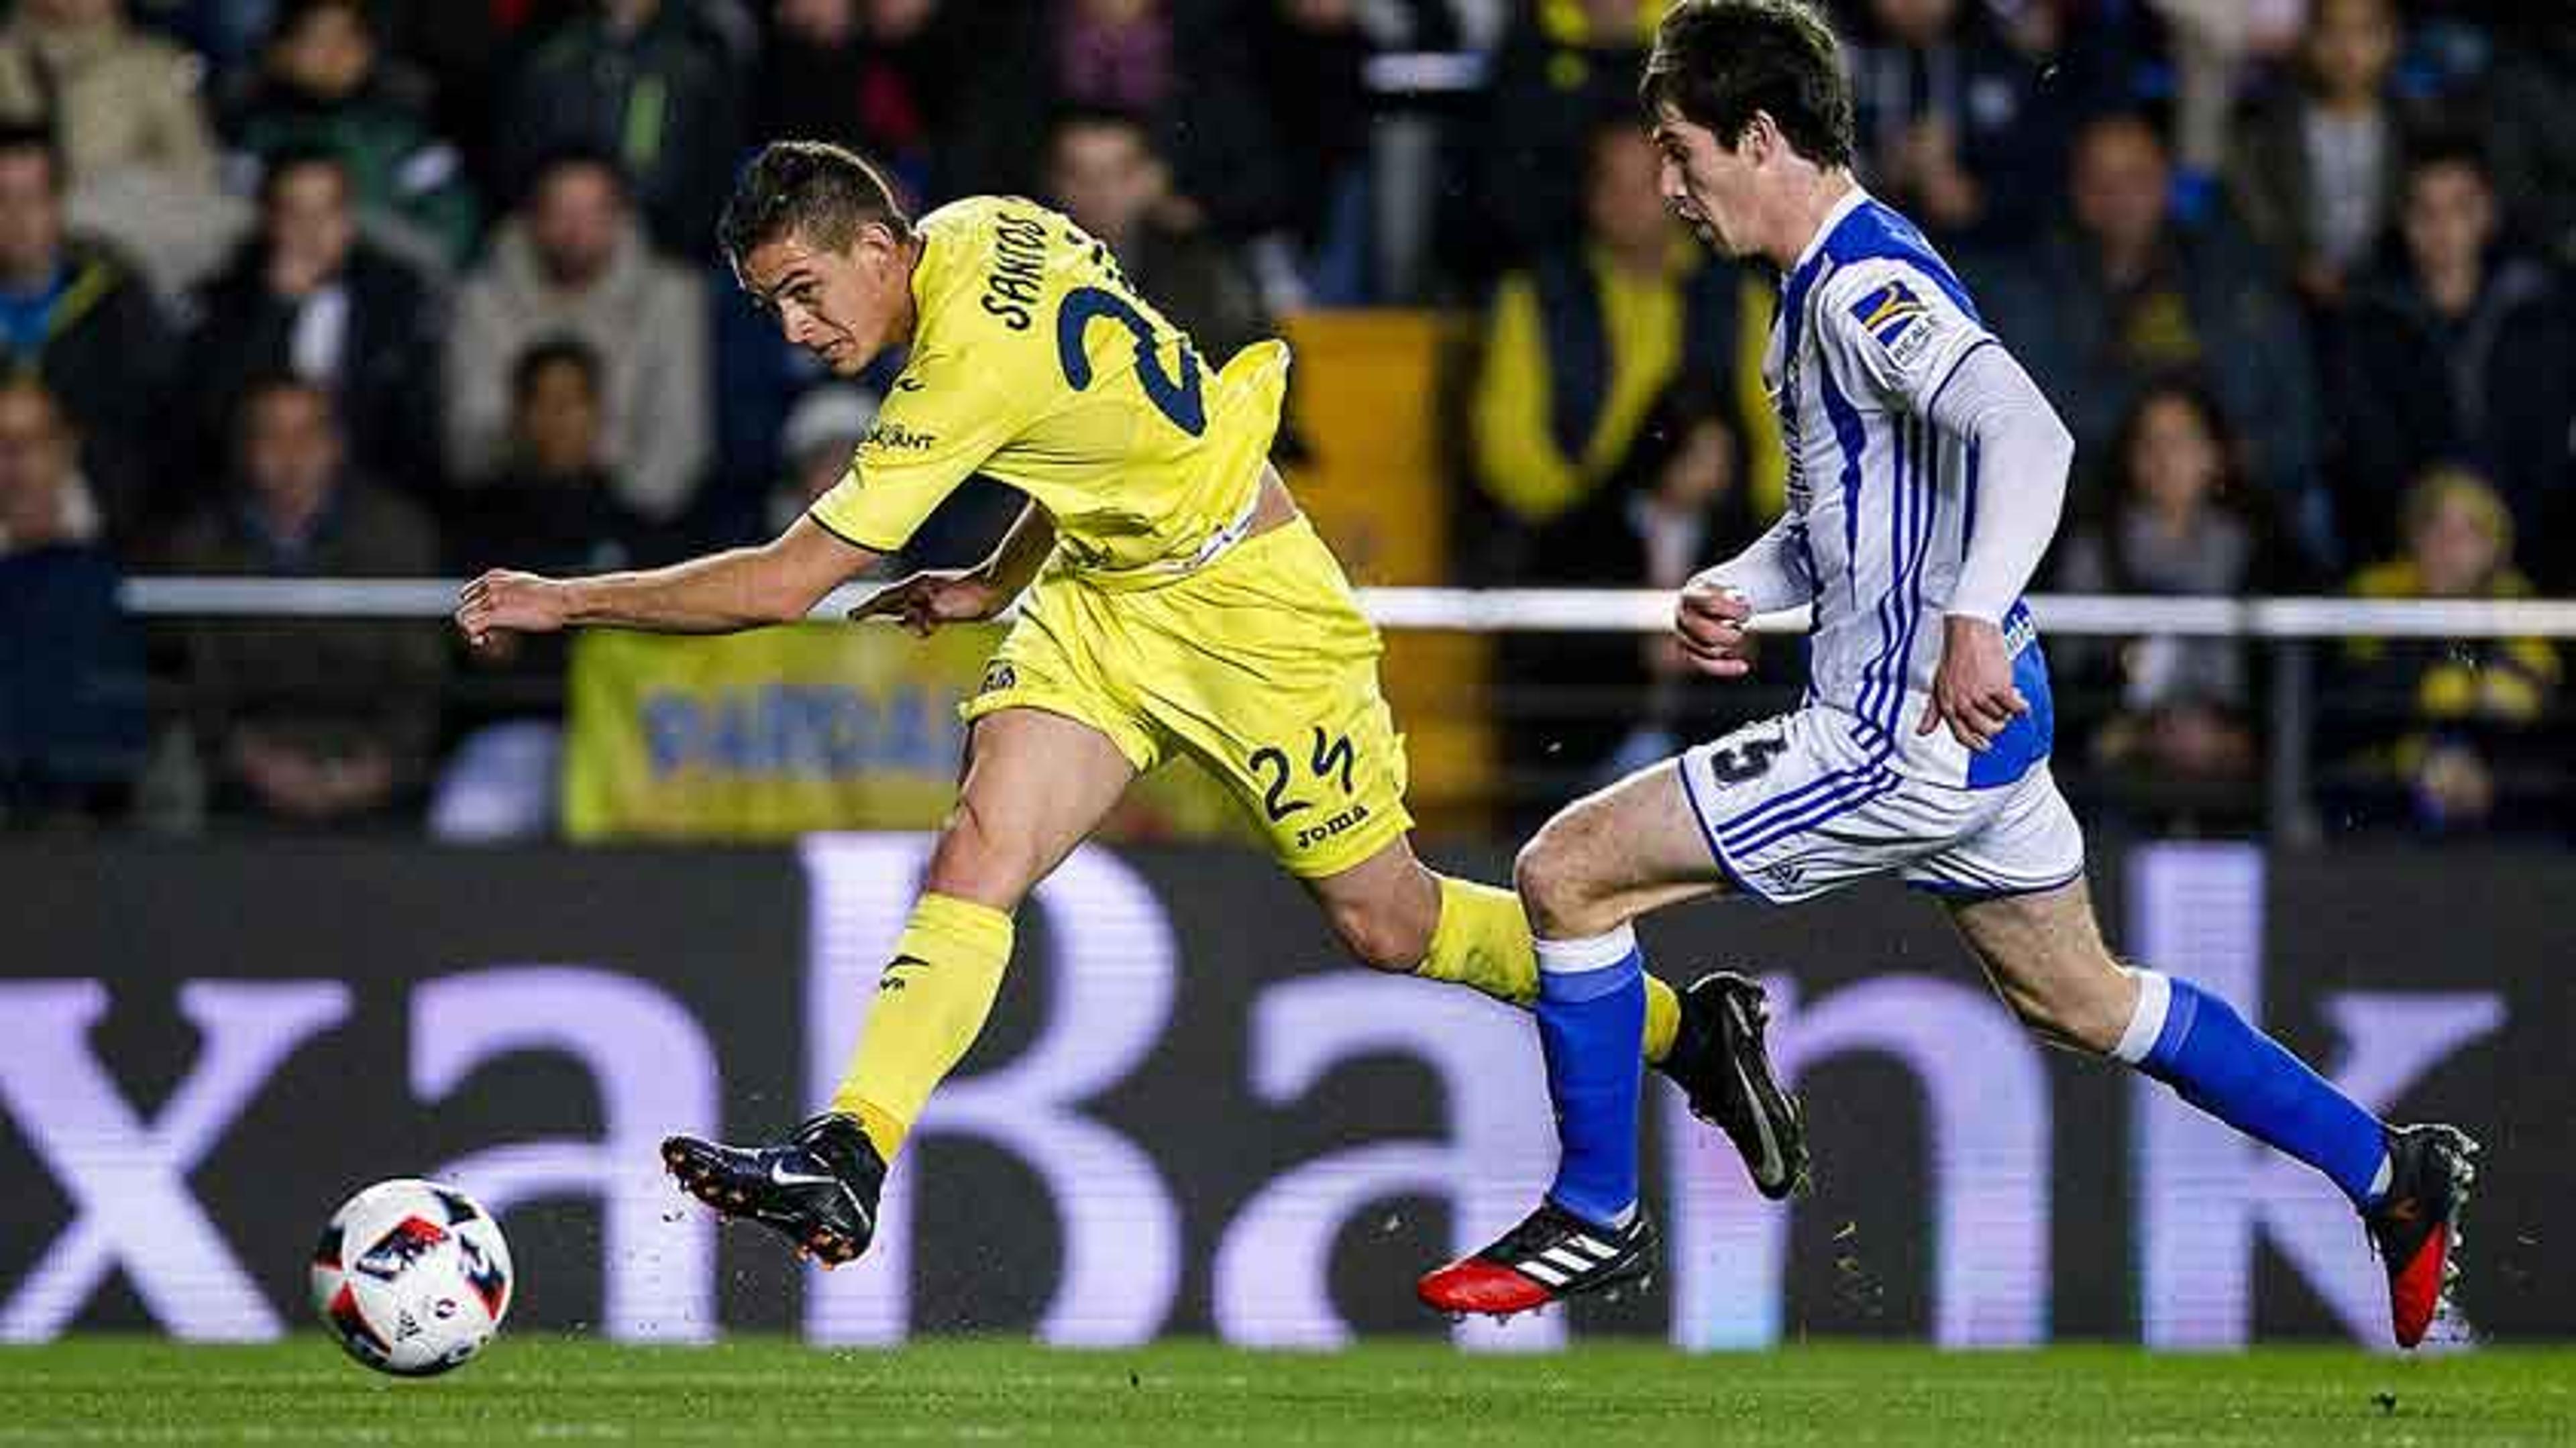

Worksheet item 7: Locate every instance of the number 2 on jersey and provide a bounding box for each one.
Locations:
[1055,286,1206,436]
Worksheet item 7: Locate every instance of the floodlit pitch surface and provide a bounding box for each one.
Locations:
[4,1339,2572,1445]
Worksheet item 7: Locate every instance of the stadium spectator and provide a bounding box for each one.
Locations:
[451,337,660,576]
[434,337,665,843]
[495,0,749,259]
[2148,0,2309,177]
[0,0,234,292]
[2335,465,2563,833]
[2225,0,2422,311]
[182,146,443,502]
[1843,0,2070,245]
[2483,15,2576,268]
[0,375,145,824]
[965,1,1283,242]
[757,0,966,205]
[1044,107,1274,373]
[165,376,445,826]
[764,381,878,536]
[1468,125,1754,554]
[376,0,576,199]
[445,150,712,526]
[1501,379,1764,814]
[220,0,480,272]
[0,123,177,542]
[1982,112,2330,568]
[2330,139,2576,576]
[1477,0,1656,266]
[2054,382,2284,803]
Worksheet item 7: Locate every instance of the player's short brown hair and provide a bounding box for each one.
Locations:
[1641,0,1856,170]
[718,141,912,266]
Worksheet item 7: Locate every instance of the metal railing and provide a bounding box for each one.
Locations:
[117,578,2576,844]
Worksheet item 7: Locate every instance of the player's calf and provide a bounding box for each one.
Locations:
[661,1113,887,1266]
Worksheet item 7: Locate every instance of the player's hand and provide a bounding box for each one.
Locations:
[1919,613,2028,752]
[847,569,1008,636]
[455,569,572,650]
[1673,578,1755,679]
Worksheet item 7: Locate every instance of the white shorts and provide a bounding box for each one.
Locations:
[1676,708,2086,905]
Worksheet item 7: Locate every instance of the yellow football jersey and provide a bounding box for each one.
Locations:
[808,196,1290,589]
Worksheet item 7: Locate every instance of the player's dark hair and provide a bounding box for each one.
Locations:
[511,335,603,402]
[1640,0,1856,169]
[718,140,912,267]
[0,120,66,194]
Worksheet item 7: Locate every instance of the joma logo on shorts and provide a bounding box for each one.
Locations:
[1295,803,1370,850]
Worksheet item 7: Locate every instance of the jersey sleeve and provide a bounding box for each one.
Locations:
[806,346,1037,553]
[1813,258,1994,416]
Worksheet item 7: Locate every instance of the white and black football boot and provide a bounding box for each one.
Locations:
[661,1113,886,1267]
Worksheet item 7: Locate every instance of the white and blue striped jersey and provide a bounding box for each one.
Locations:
[1757,188,2053,791]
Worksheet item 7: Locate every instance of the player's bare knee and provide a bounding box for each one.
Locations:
[1326,895,1428,973]
[922,795,1037,910]
[1513,822,1613,941]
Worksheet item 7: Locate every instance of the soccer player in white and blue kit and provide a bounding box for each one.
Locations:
[1418,0,2475,1348]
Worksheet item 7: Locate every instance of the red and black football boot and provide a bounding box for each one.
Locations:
[2366,1122,2481,1349]
[1416,1201,1657,1319]
[662,1113,885,1267]
[1657,970,1810,1199]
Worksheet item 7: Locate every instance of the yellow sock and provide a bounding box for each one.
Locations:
[827,892,1014,1160]
[1415,875,1680,1063]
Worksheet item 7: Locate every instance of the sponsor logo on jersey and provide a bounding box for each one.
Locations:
[864,422,938,453]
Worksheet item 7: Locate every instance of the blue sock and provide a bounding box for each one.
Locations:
[1534,928,1646,1230]
[2122,972,2390,1207]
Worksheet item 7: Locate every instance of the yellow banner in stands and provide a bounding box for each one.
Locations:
[563,622,1254,844]
[563,624,989,840]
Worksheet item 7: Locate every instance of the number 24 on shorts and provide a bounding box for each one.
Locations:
[1249,728,1359,822]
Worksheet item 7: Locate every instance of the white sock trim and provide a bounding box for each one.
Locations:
[2112,968,2171,1065]
[1533,924,1639,976]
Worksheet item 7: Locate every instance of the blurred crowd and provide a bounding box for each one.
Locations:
[0,0,2569,837]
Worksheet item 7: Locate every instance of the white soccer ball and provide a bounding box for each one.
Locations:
[309,1178,514,1376]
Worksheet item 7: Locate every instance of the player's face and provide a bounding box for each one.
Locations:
[741,225,909,378]
[1650,105,1757,258]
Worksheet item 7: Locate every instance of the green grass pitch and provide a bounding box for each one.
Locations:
[5,1337,2571,1445]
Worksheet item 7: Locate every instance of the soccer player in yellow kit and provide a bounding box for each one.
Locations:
[453,142,1799,1270]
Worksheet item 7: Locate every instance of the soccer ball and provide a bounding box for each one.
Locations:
[309,1179,513,1376]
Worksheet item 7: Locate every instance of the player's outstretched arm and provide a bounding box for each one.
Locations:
[848,502,1057,636]
[454,515,879,647]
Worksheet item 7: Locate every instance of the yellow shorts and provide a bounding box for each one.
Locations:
[960,516,1413,878]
